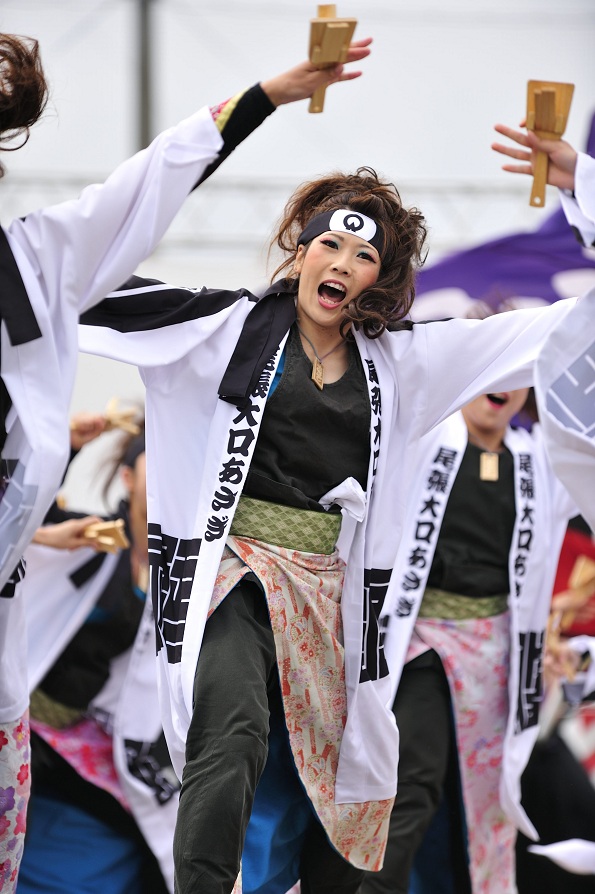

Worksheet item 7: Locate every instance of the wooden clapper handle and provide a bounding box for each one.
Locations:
[529,89,556,207]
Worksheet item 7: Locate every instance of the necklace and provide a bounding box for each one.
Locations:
[468,435,503,482]
[296,325,346,390]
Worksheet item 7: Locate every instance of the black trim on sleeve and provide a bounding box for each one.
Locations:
[0,225,44,450]
[0,226,42,346]
[80,275,257,333]
[194,83,276,189]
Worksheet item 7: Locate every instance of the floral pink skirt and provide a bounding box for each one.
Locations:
[407,612,515,894]
[212,536,393,874]
[0,711,31,892]
[30,715,129,809]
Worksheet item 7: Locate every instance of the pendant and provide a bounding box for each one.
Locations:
[480,451,499,482]
[311,357,325,390]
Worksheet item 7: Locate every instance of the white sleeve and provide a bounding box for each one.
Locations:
[416,297,577,433]
[6,106,223,316]
[559,152,595,247]
[78,280,256,369]
[528,840,595,876]
[535,288,595,532]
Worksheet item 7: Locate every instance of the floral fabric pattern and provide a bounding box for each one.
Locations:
[212,537,393,873]
[0,711,31,893]
[411,613,515,894]
[31,715,129,810]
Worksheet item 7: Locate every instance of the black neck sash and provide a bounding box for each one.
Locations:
[218,283,297,407]
[0,224,42,346]
[0,223,43,452]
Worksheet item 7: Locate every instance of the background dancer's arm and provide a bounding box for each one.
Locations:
[492,122,595,247]
[8,40,371,317]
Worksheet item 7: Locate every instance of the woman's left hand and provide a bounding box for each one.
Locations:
[261,38,372,107]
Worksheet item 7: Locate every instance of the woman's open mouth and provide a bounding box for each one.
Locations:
[487,393,508,407]
[318,281,346,308]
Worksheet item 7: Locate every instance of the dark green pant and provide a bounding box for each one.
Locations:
[173,578,364,894]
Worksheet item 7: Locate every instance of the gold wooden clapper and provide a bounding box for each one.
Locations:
[83,519,130,553]
[308,5,357,114]
[526,80,574,208]
[103,397,142,435]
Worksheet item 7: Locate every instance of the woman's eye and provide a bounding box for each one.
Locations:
[359,251,376,262]
[321,238,338,249]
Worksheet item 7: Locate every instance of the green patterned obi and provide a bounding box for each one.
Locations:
[29,688,83,729]
[230,495,341,555]
[418,587,509,620]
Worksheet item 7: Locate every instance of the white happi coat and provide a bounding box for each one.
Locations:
[79,281,578,804]
[23,541,179,891]
[537,154,595,534]
[558,151,595,251]
[380,410,576,839]
[0,106,223,722]
[536,288,595,533]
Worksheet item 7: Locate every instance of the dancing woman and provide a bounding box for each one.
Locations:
[80,158,579,891]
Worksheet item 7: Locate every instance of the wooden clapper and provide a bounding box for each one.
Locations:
[84,518,130,554]
[526,80,574,207]
[103,397,142,436]
[68,398,141,438]
[308,5,357,114]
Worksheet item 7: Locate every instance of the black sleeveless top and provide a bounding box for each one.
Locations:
[427,442,516,596]
[243,325,371,513]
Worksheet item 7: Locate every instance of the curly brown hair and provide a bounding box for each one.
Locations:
[0,34,49,178]
[271,166,428,338]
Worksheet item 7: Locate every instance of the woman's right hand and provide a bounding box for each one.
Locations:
[33,516,103,551]
[69,412,107,452]
[491,122,578,191]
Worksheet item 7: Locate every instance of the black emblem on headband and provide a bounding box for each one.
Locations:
[343,214,364,233]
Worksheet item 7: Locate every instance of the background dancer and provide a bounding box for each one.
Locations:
[360,387,579,894]
[18,424,182,894]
